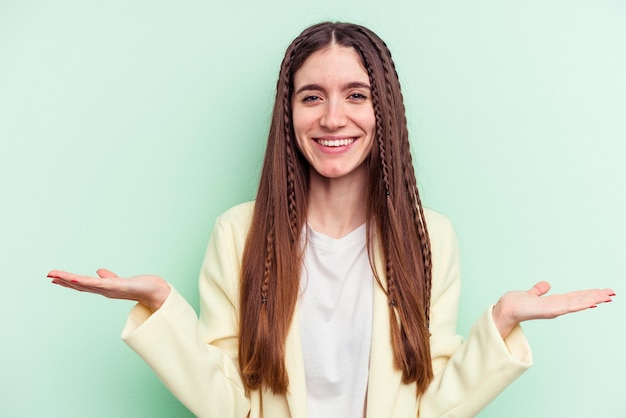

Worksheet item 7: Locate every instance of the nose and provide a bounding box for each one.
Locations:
[320,99,347,130]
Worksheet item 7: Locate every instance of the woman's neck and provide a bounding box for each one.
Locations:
[306,168,368,239]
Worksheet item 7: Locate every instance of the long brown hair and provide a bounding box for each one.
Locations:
[239,22,433,395]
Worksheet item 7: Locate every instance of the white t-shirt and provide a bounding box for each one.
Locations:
[299,224,374,418]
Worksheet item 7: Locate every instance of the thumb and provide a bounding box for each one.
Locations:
[528,281,551,297]
[96,268,118,278]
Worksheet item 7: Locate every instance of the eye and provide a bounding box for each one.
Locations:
[348,92,368,101]
[302,95,321,103]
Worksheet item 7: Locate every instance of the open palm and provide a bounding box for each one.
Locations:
[493,281,615,338]
[47,268,170,312]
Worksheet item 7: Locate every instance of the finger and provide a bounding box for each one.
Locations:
[594,288,617,306]
[47,270,82,285]
[51,279,85,291]
[96,268,118,279]
[528,281,551,297]
[50,273,112,295]
[583,288,616,304]
[47,270,73,280]
[553,288,615,313]
[48,270,102,287]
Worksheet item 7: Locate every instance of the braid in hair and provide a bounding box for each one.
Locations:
[239,32,308,395]
[261,222,274,306]
[284,102,299,244]
[351,23,433,391]
[284,35,307,245]
[362,53,400,307]
[400,141,433,324]
[380,41,433,325]
[354,28,403,309]
[372,78,400,307]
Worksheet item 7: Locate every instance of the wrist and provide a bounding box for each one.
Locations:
[492,299,518,339]
[142,280,171,312]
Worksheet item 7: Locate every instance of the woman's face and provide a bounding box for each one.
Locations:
[291,45,375,182]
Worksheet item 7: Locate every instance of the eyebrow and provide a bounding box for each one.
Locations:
[294,81,371,95]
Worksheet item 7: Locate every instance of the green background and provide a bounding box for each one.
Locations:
[1,1,624,417]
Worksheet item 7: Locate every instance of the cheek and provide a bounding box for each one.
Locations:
[361,114,377,140]
[291,119,307,154]
[291,108,316,147]
[291,114,302,134]
[357,106,376,134]
[362,113,376,152]
[363,136,375,160]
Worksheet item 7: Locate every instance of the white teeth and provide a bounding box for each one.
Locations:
[317,138,355,147]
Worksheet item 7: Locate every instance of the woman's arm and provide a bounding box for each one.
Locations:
[418,211,615,418]
[121,208,253,418]
[46,204,255,418]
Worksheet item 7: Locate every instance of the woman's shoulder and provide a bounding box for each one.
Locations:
[423,207,459,265]
[423,207,455,238]
[211,201,256,241]
[217,201,256,223]
[423,208,461,295]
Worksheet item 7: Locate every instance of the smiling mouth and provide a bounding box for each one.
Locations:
[315,138,356,147]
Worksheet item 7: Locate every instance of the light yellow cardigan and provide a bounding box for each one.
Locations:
[122,202,532,418]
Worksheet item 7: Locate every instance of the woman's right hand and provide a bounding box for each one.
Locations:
[47,268,171,312]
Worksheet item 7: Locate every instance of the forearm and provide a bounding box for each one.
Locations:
[122,286,250,418]
[420,307,532,418]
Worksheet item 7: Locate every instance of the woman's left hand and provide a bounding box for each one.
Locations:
[492,281,615,338]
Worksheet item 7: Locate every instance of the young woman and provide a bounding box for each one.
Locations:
[47,22,615,418]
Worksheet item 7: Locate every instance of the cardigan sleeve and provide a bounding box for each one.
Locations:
[418,211,533,418]
[121,204,253,418]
